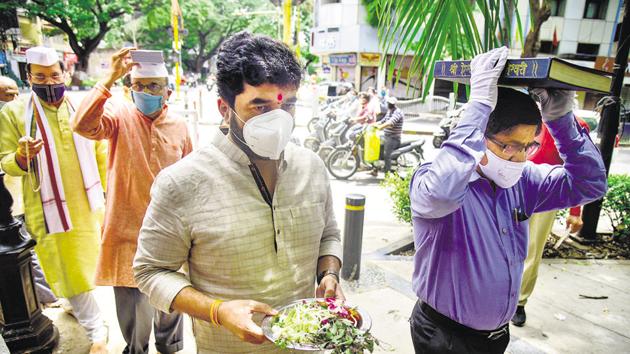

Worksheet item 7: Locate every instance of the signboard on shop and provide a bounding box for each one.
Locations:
[329,54,357,66]
[359,53,381,67]
[595,56,630,77]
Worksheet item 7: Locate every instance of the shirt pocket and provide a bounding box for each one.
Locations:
[285,202,326,270]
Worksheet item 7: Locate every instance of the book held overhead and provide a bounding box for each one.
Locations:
[434,57,613,93]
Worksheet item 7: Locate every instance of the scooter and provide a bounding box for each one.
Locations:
[304,109,354,155]
[326,127,425,180]
[317,117,355,161]
[432,106,465,148]
[303,111,337,152]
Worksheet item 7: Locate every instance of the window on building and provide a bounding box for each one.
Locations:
[327,27,339,32]
[583,0,608,19]
[549,0,566,16]
[321,0,341,4]
[539,41,559,55]
[577,43,600,56]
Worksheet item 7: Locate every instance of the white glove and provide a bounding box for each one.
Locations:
[468,47,509,110]
[530,88,575,121]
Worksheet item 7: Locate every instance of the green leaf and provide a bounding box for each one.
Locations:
[375,0,523,99]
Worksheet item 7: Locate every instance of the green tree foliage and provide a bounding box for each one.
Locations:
[375,0,525,98]
[360,0,381,28]
[0,0,159,70]
[602,174,630,239]
[107,0,316,75]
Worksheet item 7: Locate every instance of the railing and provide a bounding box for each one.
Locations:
[396,96,464,117]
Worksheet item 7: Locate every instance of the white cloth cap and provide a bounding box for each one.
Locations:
[26,46,60,66]
[386,96,398,104]
[131,63,169,79]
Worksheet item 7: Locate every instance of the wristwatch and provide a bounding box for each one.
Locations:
[317,269,340,285]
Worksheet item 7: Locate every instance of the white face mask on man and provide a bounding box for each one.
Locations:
[479,148,526,188]
[230,108,294,160]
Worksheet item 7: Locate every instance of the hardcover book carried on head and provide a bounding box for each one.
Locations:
[433,57,613,93]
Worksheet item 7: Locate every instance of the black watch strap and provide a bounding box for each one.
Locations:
[317,269,340,285]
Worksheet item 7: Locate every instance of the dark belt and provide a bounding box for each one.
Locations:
[420,301,509,341]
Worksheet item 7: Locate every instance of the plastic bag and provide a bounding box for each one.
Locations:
[364,126,381,162]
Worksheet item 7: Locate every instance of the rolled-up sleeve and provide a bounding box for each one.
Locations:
[133,171,193,313]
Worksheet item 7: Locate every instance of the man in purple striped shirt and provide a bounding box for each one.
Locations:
[409,47,607,353]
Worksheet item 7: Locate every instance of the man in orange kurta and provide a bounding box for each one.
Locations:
[72,48,192,354]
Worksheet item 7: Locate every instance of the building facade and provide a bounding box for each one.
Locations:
[311,0,628,108]
[515,0,628,109]
[310,0,421,98]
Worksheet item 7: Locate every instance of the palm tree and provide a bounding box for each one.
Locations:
[375,0,528,97]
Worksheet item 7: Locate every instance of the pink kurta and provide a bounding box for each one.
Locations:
[73,84,192,287]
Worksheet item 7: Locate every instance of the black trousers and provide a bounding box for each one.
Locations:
[410,301,510,354]
[382,135,401,172]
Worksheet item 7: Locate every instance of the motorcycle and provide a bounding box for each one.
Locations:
[432,106,465,148]
[326,127,425,180]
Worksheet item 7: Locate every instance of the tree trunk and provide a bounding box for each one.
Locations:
[521,0,552,58]
[76,54,90,72]
[500,0,516,47]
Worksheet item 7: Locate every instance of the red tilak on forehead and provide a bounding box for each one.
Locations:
[277,93,283,102]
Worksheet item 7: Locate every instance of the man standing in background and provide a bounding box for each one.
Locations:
[512,116,591,326]
[0,76,19,108]
[0,47,108,354]
[73,47,191,354]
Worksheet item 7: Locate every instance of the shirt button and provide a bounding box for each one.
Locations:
[502,228,508,234]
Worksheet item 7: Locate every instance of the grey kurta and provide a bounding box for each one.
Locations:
[134,128,342,353]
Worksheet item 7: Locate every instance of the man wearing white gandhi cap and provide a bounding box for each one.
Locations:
[0,46,109,353]
[72,47,191,354]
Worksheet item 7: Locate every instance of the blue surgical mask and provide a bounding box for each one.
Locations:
[131,91,164,116]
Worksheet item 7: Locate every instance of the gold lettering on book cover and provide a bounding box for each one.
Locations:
[449,63,459,75]
[460,63,471,75]
[507,61,528,76]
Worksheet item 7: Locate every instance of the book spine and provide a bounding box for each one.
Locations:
[434,59,552,80]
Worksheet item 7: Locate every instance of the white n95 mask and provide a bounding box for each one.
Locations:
[231,108,294,160]
[479,148,526,189]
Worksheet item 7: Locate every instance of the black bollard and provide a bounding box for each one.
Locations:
[341,194,365,281]
[0,172,58,353]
